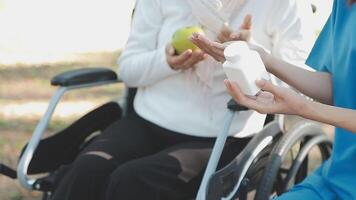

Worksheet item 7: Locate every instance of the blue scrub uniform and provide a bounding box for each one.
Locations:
[277,0,356,199]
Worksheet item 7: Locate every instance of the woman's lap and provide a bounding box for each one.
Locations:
[105,137,250,199]
[105,142,213,199]
[52,114,156,200]
[80,113,158,165]
[52,112,251,200]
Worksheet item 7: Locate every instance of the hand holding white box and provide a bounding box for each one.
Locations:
[223,41,270,96]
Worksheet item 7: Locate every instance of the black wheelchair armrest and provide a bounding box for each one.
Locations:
[0,164,17,179]
[51,67,119,87]
[227,99,249,111]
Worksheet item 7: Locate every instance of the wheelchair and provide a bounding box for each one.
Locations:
[0,67,332,200]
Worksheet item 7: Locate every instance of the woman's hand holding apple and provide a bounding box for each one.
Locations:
[166,44,207,70]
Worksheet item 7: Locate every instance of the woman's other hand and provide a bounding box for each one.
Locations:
[217,15,252,43]
[166,44,207,70]
[190,15,254,63]
[191,32,271,66]
[224,79,308,115]
[190,34,227,63]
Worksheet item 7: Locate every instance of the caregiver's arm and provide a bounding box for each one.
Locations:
[258,0,333,102]
[191,34,333,105]
[225,79,356,133]
[305,101,356,133]
[262,53,333,105]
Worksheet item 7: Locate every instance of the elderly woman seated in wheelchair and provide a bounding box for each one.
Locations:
[0,0,332,200]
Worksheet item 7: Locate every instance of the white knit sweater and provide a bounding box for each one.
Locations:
[119,0,314,137]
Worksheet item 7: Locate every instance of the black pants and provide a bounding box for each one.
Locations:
[51,112,250,200]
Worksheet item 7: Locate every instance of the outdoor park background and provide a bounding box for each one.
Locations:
[0,0,333,199]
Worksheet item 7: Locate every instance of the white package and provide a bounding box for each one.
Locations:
[223,41,270,96]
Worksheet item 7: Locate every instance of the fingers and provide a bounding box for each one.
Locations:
[218,17,252,42]
[191,33,226,62]
[217,34,230,43]
[221,23,232,38]
[229,32,240,40]
[224,80,259,108]
[256,91,274,104]
[166,44,176,56]
[172,49,192,63]
[224,79,246,102]
[167,49,192,70]
[255,79,278,94]
[224,80,276,114]
[191,33,213,51]
[225,80,259,109]
[227,14,252,42]
[210,42,226,62]
[217,23,232,43]
[182,50,206,69]
[167,46,207,70]
[240,14,252,30]
[211,41,226,49]
[230,29,251,41]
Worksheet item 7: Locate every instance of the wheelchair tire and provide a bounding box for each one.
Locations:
[254,121,332,200]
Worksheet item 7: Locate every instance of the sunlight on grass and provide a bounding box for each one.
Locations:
[1,101,98,118]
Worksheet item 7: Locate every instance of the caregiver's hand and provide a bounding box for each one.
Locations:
[217,15,252,43]
[166,44,207,70]
[224,79,308,115]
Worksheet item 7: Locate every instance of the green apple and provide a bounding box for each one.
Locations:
[172,26,205,55]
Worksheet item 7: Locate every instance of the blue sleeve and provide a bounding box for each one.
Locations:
[305,16,333,73]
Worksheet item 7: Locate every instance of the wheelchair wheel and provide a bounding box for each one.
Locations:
[233,132,282,200]
[204,121,283,200]
[254,122,332,200]
[237,138,280,200]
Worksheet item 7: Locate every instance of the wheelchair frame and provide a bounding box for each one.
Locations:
[0,67,332,200]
